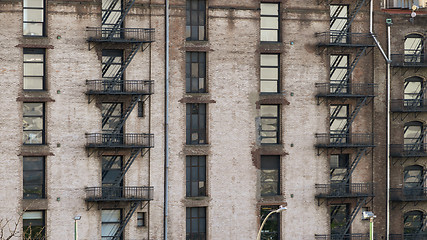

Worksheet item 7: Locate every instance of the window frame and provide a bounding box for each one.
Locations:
[101,102,123,134]
[260,53,280,93]
[101,209,122,240]
[260,104,280,144]
[260,205,280,239]
[404,33,425,63]
[186,207,207,240]
[260,2,280,42]
[23,210,45,239]
[329,4,349,43]
[186,51,207,93]
[186,103,207,145]
[260,156,280,196]
[23,48,46,91]
[23,156,45,199]
[186,155,207,197]
[23,0,45,37]
[137,212,146,227]
[186,0,207,41]
[404,76,424,107]
[23,102,45,145]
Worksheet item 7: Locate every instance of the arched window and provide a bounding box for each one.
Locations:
[404,121,424,151]
[404,210,424,235]
[404,77,424,107]
[404,165,423,197]
[404,34,424,63]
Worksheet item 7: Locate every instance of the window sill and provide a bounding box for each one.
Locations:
[22,198,48,210]
[184,196,210,207]
[183,144,210,155]
[258,195,286,204]
[259,42,284,52]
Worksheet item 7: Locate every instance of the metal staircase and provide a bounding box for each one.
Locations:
[332,0,368,43]
[339,197,366,239]
[113,201,141,239]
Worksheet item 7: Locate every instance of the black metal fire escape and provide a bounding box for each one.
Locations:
[84,1,155,239]
[314,1,376,239]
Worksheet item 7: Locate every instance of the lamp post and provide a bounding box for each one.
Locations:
[362,211,376,240]
[74,216,81,240]
[256,205,287,240]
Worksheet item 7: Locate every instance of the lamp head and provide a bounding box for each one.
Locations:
[74,216,81,220]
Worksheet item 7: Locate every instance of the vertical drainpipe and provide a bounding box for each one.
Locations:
[164,0,170,239]
[386,21,391,240]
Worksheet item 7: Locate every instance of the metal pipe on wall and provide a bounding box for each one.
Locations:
[386,20,392,240]
[164,0,170,239]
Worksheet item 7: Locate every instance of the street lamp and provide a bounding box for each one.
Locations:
[74,216,81,240]
[256,205,287,240]
[362,211,376,240]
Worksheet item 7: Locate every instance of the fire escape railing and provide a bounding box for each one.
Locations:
[315,83,377,97]
[390,143,427,157]
[390,54,427,67]
[391,99,427,112]
[85,186,153,201]
[315,233,371,240]
[315,183,374,198]
[316,32,375,47]
[390,187,427,201]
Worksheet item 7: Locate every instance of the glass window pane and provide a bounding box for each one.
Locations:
[261,17,278,29]
[24,9,44,22]
[261,81,278,93]
[23,131,43,144]
[261,30,278,42]
[23,23,43,36]
[23,103,43,116]
[260,3,278,15]
[261,105,278,117]
[24,0,43,8]
[260,68,278,80]
[261,55,278,66]
[24,63,44,76]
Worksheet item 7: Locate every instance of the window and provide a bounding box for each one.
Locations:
[388,0,426,8]
[102,156,123,198]
[23,211,45,239]
[330,54,349,93]
[404,34,424,63]
[260,3,279,42]
[23,157,45,199]
[102,0,122,28]
[186,52,206,93]
[186,156,206,197]
[101,209,122,240]
[404,210,424,235]
[186,0,206,41]
[330,204,349,235]
[330,5,348,43]
[102,49,123,82]
[330,154,349,184]
[138,100,145,117]
[260,54,279,93]
[404,165,423,196]
[261,156,280,196]
[404,77,424,107]
[260,206,280,239]
[23,103,45,145]
[23,0,44,36]
[260,105,279,144]
[23,49,45,90]
[330,105,348,143]
[102,103,123,134]
[186,207,206,240]
[137,212,146,227]
[404,121,424,151]
[186,103,206,145]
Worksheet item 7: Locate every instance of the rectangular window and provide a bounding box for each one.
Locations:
[186,52,206,93]
[260,206,280,239]
[101,209,122,240]
[260,54,279,93]
[186,156,206,197]
[23,102,45,145]
[330,5,348,43]
[330,54,349,93]
[23,0,44,36]
[138,100,144,117]
[137,212,146,227]
[102,156,123,198]
[261,156,280,196]
[330,104,348,143]
[23,157,45,199]
[186,207,206,240]
[260,105,280,144]
[23,48,45,90]
[330,154,349,184]
[186,0,206,41]
[330,204,349,235]
[102,49,123,81]
[186,103,207,145]
[102,0,122,28]
[102,103,123,134]
[23,211,45,239]
[260,3,279,42]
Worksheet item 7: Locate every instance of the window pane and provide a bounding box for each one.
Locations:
[261,105,278,117]
[260,68,278,80]
[260,3,278,15]
[23,103,43,116]
[261,81,278,93]
[24,54,43,62]
[24,63,44,76]
[24,0,43,8]
[23,131,43,144]
[261,17,278,29]
[24,9,44,22]
[261,55,278,66]
[261,30,278,42]
[23,157,43,170]
[23,23,43,36]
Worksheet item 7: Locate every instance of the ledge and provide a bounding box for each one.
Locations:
[17,96,55,102]
[179,96,216,103]
[183,145,210,155]
[22,199,48,210]
[183,196,210,207]
[259,42,284,53]
[20,145,54,156]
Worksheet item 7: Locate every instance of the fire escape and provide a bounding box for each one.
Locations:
[314,1,376,239]
[84,1,155,239]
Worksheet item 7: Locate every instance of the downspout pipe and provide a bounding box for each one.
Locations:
[164,0,170,239]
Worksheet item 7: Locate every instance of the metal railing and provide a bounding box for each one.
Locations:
[390,144,427,157]
[315,83,377,97]
[315,234,371,240]
[315,183,374,198]
[86,27,155,42]
[315,133,374,147]
[386,0,426,9]
[390,188,427,201]
[86,80,154,95]
[316,32,375,47]
[85,186,153,201]
[85,133,154,148]
[389,233,427,240]
[391,99,427,112]
[391,54,427,67]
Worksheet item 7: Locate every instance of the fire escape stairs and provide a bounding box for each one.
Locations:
[112,201,141,240]
[333,0,368,44]
[104,0,136,40]
[332,47,367,94]
[339,197,366,240]
[342,148,367,183]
